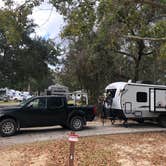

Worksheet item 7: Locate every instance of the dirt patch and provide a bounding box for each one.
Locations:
[111,133,166,166]
[0,132,166,166]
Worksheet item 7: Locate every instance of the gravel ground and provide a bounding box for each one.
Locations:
[0,132,166,166]
[0,120,166,147]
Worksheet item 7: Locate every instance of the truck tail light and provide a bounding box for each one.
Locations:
[93,106,97,115]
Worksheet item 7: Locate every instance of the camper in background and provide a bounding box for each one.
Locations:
[105,81,166,127]
[0,88,9,102]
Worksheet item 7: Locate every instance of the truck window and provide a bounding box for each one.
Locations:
[136,92,147,102]
[27,98,46,109]
[47,97,64,109]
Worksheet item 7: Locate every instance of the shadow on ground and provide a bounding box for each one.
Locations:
[112,121,160,128]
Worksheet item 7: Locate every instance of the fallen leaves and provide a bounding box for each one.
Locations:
[0,132,166,166]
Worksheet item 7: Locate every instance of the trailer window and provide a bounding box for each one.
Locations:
[106,89,116,98]
[136,92,147,102]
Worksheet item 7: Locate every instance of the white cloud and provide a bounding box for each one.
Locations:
[0,0,64,42]
[31,4,64,41]
[0,1,5,8]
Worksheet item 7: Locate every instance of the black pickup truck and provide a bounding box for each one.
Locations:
[0,96,96,136]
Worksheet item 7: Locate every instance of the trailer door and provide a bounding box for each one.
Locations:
[150,88,166,112]
[149,88,155,112]
[155,89,166,112]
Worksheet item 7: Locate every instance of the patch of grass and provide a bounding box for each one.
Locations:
[0,101,19,106]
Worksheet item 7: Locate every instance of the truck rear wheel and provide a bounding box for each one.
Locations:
[159,116,166,128]
[0,118,17,137]
[70,116,84,131]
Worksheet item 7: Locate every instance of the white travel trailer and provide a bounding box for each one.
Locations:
[105,82,166,127]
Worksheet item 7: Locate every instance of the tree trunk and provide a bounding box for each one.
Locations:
[134,40,145,82]
[134,60,140,82]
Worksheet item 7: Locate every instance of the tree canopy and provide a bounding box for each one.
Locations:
[50,0,166,102]
[0,0,166,102]
[0,0,60,91]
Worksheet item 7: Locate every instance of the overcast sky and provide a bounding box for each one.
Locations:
[0,0,64,42]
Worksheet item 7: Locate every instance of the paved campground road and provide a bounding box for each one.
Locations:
[0,121,166,147]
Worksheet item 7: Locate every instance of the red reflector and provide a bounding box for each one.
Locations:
[68,132,79,142]
[93,106,97,114]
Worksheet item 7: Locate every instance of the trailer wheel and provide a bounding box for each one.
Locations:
[159,116,166,128]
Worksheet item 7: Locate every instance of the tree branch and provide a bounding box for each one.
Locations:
[114,50,137,60]
[114,50,132,57]
[127,0,166,10]
[143,51,153,55]
[124,35,166,41]
[150,14,166,22]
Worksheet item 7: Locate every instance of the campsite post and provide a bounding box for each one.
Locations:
[68,132,79,166]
